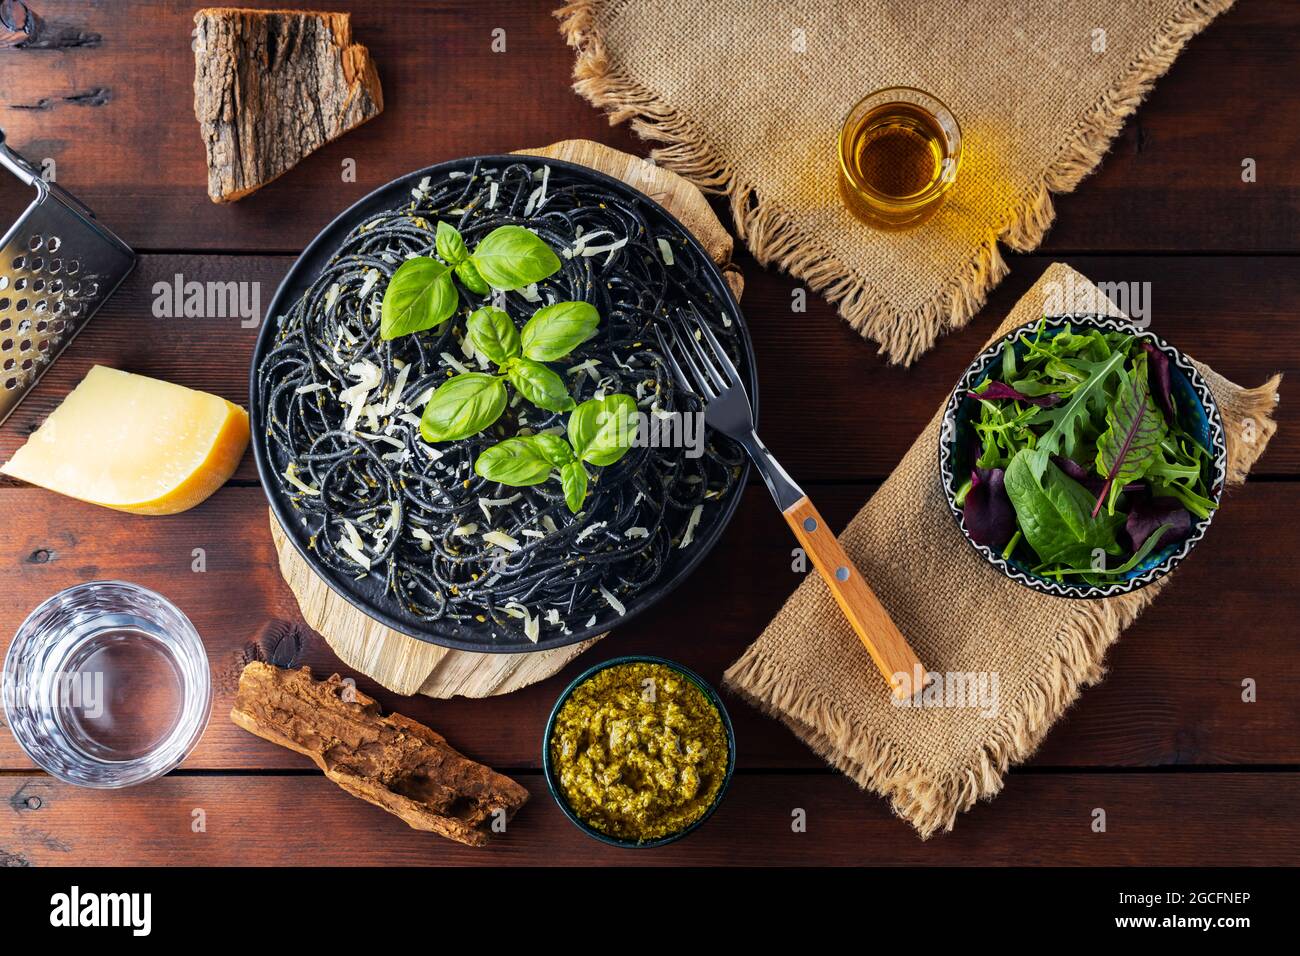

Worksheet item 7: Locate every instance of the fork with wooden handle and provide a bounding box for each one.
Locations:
[656,308,926,698]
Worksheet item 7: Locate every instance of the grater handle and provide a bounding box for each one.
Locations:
[0,126,43,189]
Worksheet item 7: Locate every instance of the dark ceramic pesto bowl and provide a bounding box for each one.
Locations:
[542,655,736,849]
[938,314,1228,600]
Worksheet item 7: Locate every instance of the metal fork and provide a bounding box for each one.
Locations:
[657,308,926,698]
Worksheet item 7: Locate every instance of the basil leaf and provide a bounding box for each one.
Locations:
[561,460,589,514]
[436,221,470,266]
[381,257,458,340]
[531,432,575,467]
[507,358,576,413]
[419,372,507,442]
[521,301,600,361]
[568,393,638,467]
[470,225,561,291]
[474,437,553,487]
[455,258,489,295]
[466,306,521,366]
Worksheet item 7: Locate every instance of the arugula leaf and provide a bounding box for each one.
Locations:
[521,301,599,361]
[1021,349,1125,478]
[435,221,470,267]
[1038,522,1174,578]
[471,226,561,291]
[419,372,507,442]
[506,358,575,413]
[474,437,554,486]
[1092,353,1167,516]
[466,306,521,366]
[568,393,638,467]
[381,257,458,340]
[560,460,589,513]
[1004,452,1124,566]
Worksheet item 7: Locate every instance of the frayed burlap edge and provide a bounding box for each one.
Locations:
[724,371,1279,839]
[555,0,1237,365]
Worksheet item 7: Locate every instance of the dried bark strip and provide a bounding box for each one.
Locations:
[231,663,529,846]
[193,8,383,202]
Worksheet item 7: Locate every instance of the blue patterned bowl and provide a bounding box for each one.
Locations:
[938,314,1227,599]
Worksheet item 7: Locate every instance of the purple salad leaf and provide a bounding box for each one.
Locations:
[967,381,1062,407]
[1141,341,1175,420]
[963,467,1015,549]
[1051,455,1142,497]
[1124,495,1192,553]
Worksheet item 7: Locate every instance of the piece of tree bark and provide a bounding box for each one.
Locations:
[192,8,383,203]
[231,663,529,846]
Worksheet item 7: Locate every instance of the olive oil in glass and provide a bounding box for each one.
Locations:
[838,88,962,229]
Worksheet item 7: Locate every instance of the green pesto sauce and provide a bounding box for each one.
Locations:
[550,662,729,842]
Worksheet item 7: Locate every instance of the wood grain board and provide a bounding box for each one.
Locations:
[0,1,1297,866]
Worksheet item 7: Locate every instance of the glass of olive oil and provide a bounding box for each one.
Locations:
[838,87,962,229]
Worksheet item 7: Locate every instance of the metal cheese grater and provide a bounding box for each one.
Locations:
[0,127,134,425]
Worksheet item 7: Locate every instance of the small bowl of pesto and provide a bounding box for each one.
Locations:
[543,656,735,848]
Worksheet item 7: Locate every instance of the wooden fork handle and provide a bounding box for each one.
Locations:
[784,496,925,699]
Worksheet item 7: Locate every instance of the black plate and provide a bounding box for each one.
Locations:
[250,155,757,653]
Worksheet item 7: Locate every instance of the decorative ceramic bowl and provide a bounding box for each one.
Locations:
[542,655,735,848]
[938,314,1227,599]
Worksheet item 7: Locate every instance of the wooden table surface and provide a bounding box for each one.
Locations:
[1,1,1297,867]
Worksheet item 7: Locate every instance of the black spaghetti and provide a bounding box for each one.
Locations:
[258,159,747,645]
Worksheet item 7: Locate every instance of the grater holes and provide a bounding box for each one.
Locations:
[48,279,63,295]
[4,378,15,391]
[0,298,8,311]
[0,276,7,291]
[31,278,45,293]
[34,300,48,314]
[17,319,29,334]
[47,258,62,274]
[2,358,11,370]
[66,301,83,317]
[66,259,80,275]
[46,236,61,252]
[27,235,42,252]
[29,256,43,273]
[13,278,26,292]
[1,338,11,350]
[0,318,8,330]
[19,339,30,353]
[35,320,47,332]
[15,298,28,312]
[11,255,24,270]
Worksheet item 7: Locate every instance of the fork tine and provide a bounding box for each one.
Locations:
[669,324,718,399]
[691,308,743,388]
[676,313,729,394]
[657,323,715,399]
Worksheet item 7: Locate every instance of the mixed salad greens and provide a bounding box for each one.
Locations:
[953,321,1218,585]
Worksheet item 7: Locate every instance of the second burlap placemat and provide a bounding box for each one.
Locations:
[723,263,1280,838]
[558,0,1235,364]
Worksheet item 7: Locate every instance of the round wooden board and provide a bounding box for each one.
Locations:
[270,138,742,699]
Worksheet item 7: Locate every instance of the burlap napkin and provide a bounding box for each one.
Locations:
[722,263,1280,838]
[558,0,1234,364]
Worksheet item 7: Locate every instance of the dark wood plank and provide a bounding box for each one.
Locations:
[2,482,1295,771]
[2,771,1296,866]
[1,253,1295,484]
[0,2,1294,254]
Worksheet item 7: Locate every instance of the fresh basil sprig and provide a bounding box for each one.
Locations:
[474,393,639,513]
[419,301,601,444]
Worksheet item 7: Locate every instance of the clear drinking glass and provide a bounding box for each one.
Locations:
[838,86,962,229]
[2,581,211,788]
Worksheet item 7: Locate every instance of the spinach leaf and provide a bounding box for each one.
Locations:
[506,358,575,413]
[1092,353,1166,515]
[1004,451,1124,566]
[466,306,521,366]
[381,257,458,340]
[560,460,589,513]
[474,436,554,486]
[419,372,507,442]
[471,225,561,291]
[521,301,599,361]
[568,393,638,467]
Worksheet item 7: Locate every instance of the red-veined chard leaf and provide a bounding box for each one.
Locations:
[1092,353,1167,517]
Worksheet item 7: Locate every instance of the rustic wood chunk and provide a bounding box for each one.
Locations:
[192,7,383,203]
[230,663,529,846]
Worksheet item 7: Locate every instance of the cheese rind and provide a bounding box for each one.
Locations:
[0,366,249,515]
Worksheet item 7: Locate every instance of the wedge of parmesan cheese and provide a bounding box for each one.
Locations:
[1,366,249,515]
